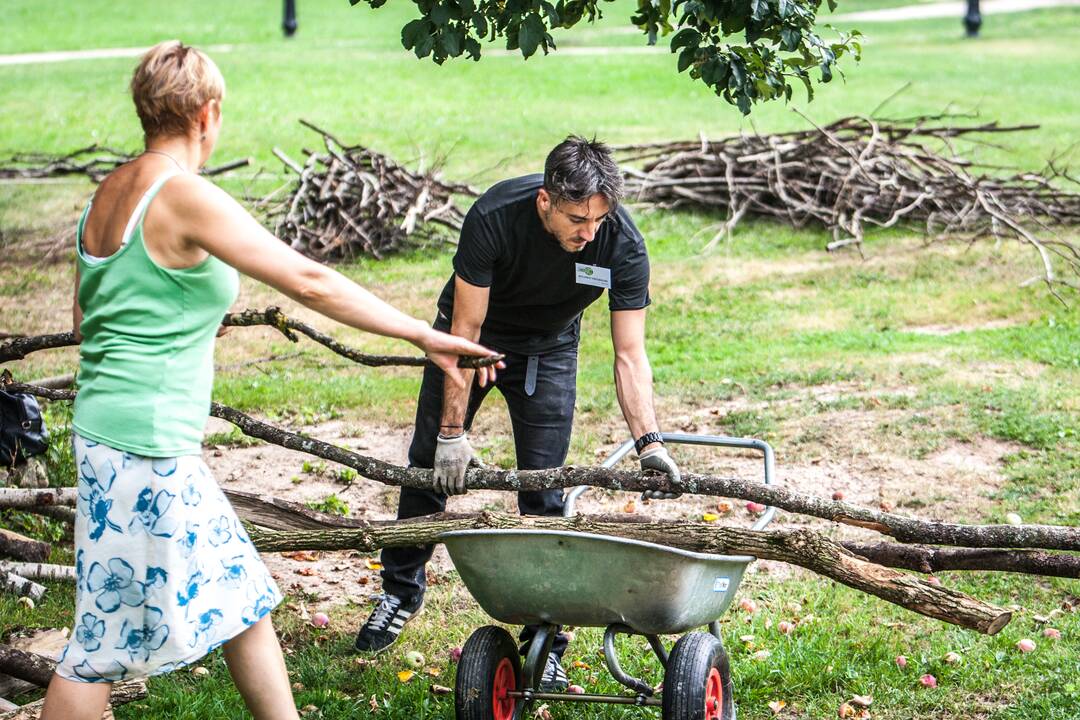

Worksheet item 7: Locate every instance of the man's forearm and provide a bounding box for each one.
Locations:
[614,351,660,443]
[440,319,482,431]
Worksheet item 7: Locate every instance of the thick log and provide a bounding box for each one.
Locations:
[0,679,147,719]
[0,531,50,564]
[0,571,44,602]
[2,385,1079,553]
[0,563,75,583]
[243,511,1012,635]
[842,542,1080,578]
[0,646,53,688]
[0,488,77,511]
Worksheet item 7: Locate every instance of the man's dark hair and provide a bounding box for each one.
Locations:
[543,135,624,209]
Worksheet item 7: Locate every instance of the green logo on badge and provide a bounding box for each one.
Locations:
[584,267,594,276]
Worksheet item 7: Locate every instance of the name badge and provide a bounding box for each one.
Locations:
[575,263,611,289]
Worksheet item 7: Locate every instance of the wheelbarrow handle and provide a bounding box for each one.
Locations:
[564,433,777,531]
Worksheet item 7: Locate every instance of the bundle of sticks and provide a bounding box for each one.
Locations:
[262,120,475,260]
[617,115,1080,298]
[0,144,249,182]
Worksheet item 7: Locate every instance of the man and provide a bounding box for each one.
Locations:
[354,136,680,690]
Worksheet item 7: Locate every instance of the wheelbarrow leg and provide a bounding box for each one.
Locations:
[511,622,556,720]
[521,623,557,690]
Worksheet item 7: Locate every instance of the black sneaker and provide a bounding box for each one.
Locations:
[354,593,424,654]
[539,652,569,692]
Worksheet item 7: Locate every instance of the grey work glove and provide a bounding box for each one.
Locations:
[639,446,682,500]
[434,433,478,496]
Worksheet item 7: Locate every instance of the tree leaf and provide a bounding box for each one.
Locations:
[669,27,701,51]
[431,3,451,26]
[518,14,545,58]
[401,19,428,50]
[677,46,696,72]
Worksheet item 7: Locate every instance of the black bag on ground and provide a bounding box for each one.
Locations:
[0,389,49,467]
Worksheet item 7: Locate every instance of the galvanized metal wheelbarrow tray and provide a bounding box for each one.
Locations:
[442,433,777,720]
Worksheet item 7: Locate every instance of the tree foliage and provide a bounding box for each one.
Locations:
[350,0,861,114]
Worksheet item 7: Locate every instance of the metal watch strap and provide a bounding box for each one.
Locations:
[634,432,664,454]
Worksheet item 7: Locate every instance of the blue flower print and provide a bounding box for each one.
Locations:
[152,457,178,477]
[72,658,128,683]
[76,613,106,652]
[207,515,232,547]
[114,606,169,662]
[146,566,168,589]
[233,517,250,544]
[86,558,146,613]
[190,608,224,647]
[241,579,279,626]
[78,456,122,542]
[217,555,248,589]
[178,521,199,558]
[128,487,178,538]
[176,567,210,614]
[181,475,202,506]
[121,452,134,469]
[76,549,85,589]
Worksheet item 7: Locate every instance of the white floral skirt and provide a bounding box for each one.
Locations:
[56,433,283,683]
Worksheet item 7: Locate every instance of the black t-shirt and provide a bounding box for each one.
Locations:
[436,174,651,354]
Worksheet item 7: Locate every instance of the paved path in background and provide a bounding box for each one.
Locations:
[1,0,1077,67]
[832,0,1079,22]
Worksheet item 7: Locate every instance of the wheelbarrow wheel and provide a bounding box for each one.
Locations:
[662,632,735,720]
[455,625,522,720]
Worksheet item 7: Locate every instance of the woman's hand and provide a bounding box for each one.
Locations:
[417,327,504,388]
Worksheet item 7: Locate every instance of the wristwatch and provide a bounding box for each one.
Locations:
[634,432,664,454]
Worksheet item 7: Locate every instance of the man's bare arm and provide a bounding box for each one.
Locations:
[441,276,492,432]
[611,308,661,451]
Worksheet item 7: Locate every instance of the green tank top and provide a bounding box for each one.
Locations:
[73,173,239,457]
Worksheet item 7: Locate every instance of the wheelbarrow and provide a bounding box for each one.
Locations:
[441,433,777,720]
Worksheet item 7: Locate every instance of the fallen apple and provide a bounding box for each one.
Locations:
[405,650,426,668]
[832,491,845,501]
[1005,512,1023,526]
[1016,639,1036,653]
[895,655,908,668]
[449,646,463,662]
[567,685,586,694]
[919,674,937,688]
[311,612,330,628]
[716,500,733,514]
[746,502,767,514]
[1043,628,1061,640]
[943,651,962,665]
[778,621,795,635]
[739,598,758,614]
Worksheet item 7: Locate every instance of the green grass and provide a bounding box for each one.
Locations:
[2,1,1080,718]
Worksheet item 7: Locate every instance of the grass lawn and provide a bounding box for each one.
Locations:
[1,1,1079,719]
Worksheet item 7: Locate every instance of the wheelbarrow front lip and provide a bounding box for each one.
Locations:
[439,528,757,564]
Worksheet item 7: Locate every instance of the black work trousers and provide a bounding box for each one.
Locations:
[380,338,577,659]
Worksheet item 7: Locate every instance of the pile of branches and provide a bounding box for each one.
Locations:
[261,120,475,260]
[0,144,248,182]
[617,115,1080,299]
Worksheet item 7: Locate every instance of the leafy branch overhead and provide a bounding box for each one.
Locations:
[349,0,861,114]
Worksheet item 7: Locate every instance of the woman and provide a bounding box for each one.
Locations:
[42,40,500,720]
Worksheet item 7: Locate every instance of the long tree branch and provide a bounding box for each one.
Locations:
[0,307,502,369]
[4,379,1079,553]
[242,511,1012,635]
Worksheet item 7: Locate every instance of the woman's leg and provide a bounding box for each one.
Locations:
[222,615,299,720]
[39,675,112,720]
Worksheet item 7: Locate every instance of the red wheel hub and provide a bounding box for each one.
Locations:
[705,667,723,720]
[493,657,516,720]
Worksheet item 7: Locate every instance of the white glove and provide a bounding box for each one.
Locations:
[639,446,682,500]
[434,433,477,496]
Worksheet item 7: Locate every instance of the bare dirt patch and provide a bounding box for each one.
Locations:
[210,382,1022,603]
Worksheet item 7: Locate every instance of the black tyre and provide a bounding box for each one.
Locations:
[455,625,522,720]
[662,632,736,720]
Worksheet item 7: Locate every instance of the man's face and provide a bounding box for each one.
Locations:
[537,189,611,253]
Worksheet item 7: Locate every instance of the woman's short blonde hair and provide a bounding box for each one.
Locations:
[130,40,225,139]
